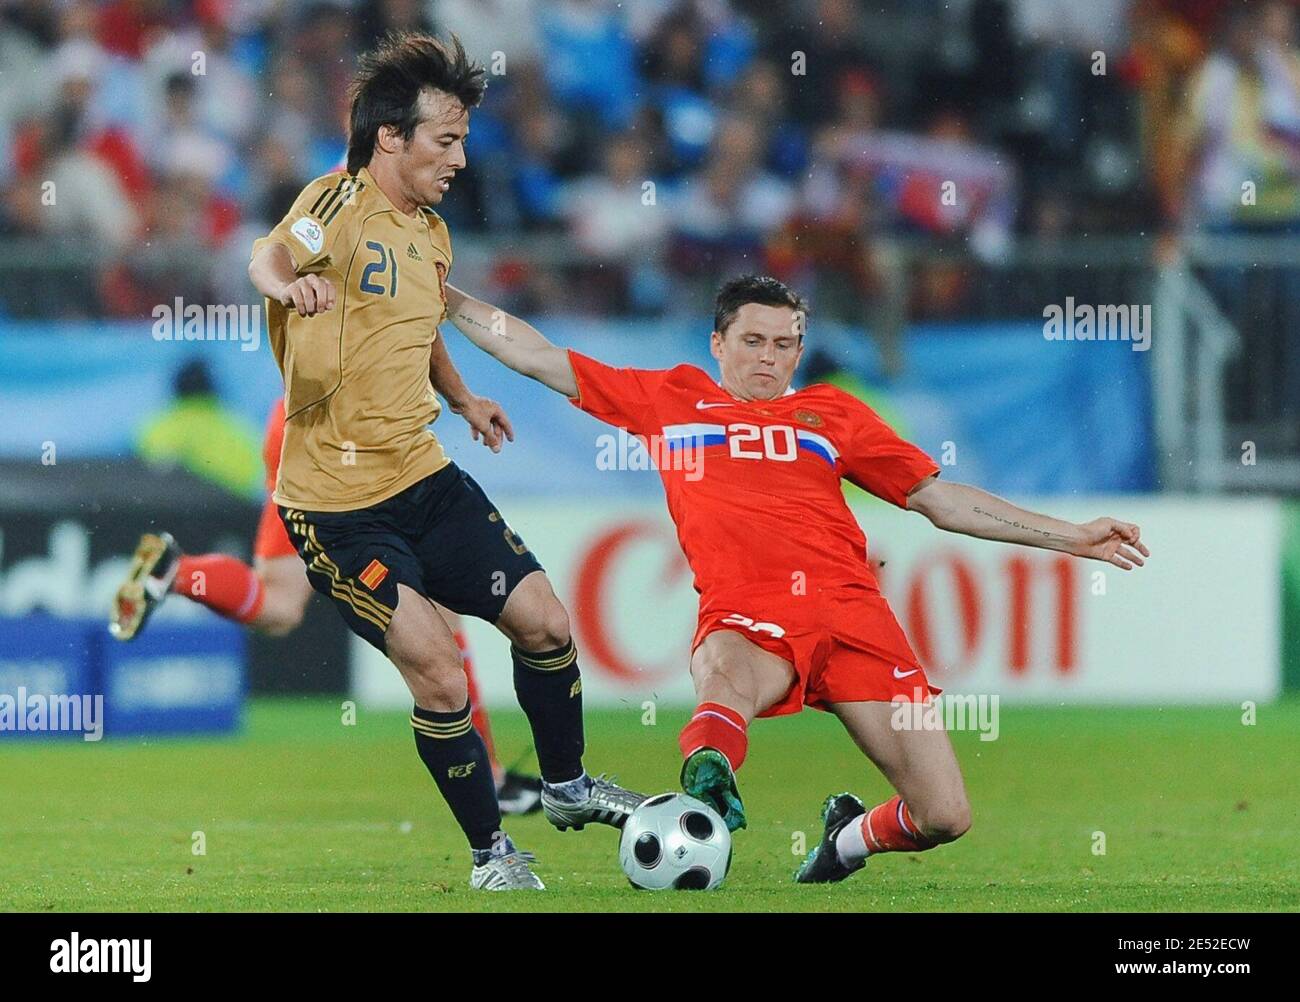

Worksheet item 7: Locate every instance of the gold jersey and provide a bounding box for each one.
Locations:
[253,166,453,512]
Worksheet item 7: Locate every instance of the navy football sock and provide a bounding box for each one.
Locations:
[512,639,585,784]
[411,701,501,851]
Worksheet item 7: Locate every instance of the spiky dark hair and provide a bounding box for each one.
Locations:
[346,32,485,175]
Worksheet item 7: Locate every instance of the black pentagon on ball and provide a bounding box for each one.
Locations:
[643,793,676,808]
[633,832,662,868]
[680,810,714,841]
[673,867,712,890]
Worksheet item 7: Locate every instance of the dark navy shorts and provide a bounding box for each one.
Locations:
[279,462,543,652]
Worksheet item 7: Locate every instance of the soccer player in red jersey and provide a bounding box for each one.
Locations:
[110,397,543,814]
[441,274,1150,883]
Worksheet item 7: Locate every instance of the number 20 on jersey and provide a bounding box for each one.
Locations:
[728,423,797,462]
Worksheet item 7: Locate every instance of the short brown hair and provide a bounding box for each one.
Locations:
[713,274,808,336]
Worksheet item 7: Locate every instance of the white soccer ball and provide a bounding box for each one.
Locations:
[619,793,732,890]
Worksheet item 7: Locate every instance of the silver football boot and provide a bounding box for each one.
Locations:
[469,847,544,891]
[541,774,647,831]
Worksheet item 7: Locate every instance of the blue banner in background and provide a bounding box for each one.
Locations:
[100,622,245,736]
[0,318,1154,496]
[0,614,245,739]
[0,615,97,740]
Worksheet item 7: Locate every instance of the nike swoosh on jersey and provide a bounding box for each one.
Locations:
[892,666,921,679]
[695,399,735,409]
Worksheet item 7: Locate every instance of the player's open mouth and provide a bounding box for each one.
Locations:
[437,176,454,192]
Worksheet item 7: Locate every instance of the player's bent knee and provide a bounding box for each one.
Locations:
[689,638,730,680]
[401,655,469,710]
[252,595,307,637]
[542,600,572,648]
[509,597,571,652]
[252,559,312,637]
[915,801,972,844]
[385,607,467,709]
[689,639,749,692]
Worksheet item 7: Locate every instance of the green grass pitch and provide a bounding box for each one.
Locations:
[2,699,1297,911]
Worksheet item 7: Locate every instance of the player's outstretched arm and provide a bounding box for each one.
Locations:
[443,284,578,397]
[907,476,1150,571]
[248,242,335,317]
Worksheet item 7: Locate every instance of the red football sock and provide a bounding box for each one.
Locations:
[456,630,500,775]
[172,554,264,624]
[860,795,935,854]
[678,701,749,772]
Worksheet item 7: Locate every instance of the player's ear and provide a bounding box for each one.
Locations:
[375,123,403,156]
[709,330,724,361]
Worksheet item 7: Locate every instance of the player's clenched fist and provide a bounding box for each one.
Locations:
[280,274,336,317]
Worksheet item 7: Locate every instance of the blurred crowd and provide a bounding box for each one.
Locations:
[2,0,1299,322]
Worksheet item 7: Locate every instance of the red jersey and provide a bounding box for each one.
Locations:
[262,397,286,493]
[252,398,298,561]
[567,352,939,621]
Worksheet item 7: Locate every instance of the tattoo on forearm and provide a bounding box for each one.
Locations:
[453,308,514,342]
[972,505,1068,542]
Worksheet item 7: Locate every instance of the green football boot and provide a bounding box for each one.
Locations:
[680,748,747,832]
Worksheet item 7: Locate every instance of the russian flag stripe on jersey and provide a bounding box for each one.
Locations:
[661,422,841,466]
[795,429,839,467]
[662,422,728,451]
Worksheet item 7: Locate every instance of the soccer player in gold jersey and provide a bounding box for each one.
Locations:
[245,33,642,890]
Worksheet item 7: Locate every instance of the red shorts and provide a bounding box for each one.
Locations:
[253,496,297,561]
[691,588,940,717]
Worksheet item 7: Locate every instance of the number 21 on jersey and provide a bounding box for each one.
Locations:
[360,241,398,297]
